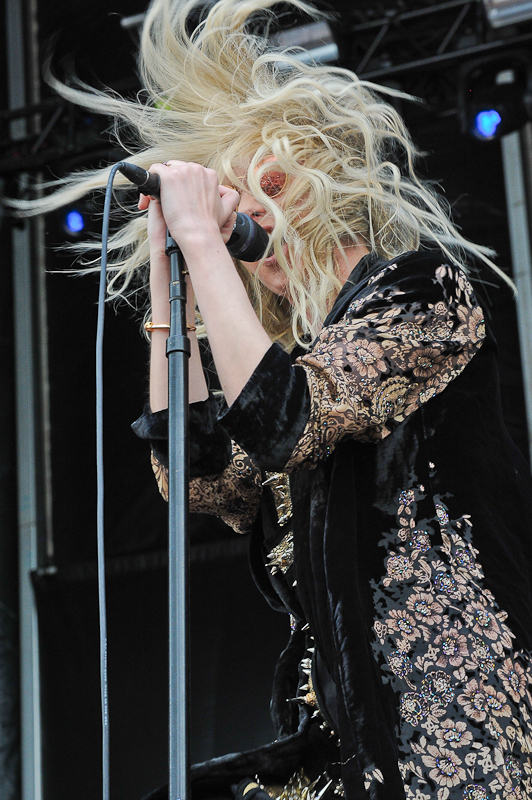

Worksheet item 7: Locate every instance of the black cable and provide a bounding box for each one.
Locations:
[96,161,122,800]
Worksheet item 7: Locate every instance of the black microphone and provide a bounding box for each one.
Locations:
[117,162,269,262]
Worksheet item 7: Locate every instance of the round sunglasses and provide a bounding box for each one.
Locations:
[229,168,287,199]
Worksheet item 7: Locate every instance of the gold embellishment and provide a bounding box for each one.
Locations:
[262,770,317,800]
[266,531,294,575]
[298,669,318,708]
[263,769,344,800]
[293,645,324,713]
[263,471,292,526]
[303,691,318,707]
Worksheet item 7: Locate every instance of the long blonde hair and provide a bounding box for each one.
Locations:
[15,0,510,349]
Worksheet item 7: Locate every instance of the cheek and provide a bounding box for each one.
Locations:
[241,257,288,296]
[257,263,289,297]
[241,259,261,277]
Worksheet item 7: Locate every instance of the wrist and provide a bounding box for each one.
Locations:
[150,305,170,323]
[173,225,225,255]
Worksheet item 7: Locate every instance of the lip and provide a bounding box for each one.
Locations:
[263,240,287,265]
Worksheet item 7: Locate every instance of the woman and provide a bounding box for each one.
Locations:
[25,0,532,796]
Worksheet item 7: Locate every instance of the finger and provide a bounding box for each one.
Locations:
[142,161,189,203]
[138,193,151,211]
[151,160,187,171]
[220,209,237,230]
[147,160,206,197]
[145,161,168,187]
[219,185,241,213]
[145,161,184,182]
[146,197,164,217]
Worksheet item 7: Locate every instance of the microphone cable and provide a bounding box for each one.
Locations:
[96,161,122,800]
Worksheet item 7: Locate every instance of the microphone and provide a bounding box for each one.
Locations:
[117,162,269,262]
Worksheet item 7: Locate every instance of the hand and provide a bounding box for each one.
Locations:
[219,184,238,244]
[138,161,239,249]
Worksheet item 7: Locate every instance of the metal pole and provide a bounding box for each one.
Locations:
[12,214,45,800]
[166,231,190,800]
[0,175,21,800]
[501,128,532,464]
[7,0,48,796]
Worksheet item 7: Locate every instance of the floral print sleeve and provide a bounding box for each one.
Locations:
[132,397,263,534]
[284,260,485,471]
[150,441,263,535]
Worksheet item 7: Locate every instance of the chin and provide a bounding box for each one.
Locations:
[266,275,288,296]
[273,283,292,302]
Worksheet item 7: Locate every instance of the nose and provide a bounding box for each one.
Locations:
[239,191,265,216]
[241,197,274,232]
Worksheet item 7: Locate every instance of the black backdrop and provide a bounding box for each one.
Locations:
[34,541,289,800]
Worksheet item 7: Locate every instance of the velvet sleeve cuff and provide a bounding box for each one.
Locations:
[220,343,310,471]
[131,396,232,477]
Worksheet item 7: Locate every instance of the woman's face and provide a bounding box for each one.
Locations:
[232,160,368,299]
[231,160,292,298]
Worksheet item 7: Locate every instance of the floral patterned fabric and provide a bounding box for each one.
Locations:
[150,440,262,535]
[371,473,532,799]
[285,261,485,469]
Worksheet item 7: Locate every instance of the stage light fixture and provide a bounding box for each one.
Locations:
[64,209,85,234]
[473,109,503,139]
[49,197,103,245]
[459,52,532,140]
[483,0,532,28]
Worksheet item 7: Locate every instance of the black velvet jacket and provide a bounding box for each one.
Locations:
[134,251,532,800]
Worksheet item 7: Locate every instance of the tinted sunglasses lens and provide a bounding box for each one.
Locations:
[260,171,286,197]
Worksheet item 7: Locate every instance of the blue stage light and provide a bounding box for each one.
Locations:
[474,109,502,139]
[65,209,85,234]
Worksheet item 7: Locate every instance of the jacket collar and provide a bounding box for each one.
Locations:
[323,251,389,326]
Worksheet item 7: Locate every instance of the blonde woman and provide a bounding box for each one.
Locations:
[25,0,532,796]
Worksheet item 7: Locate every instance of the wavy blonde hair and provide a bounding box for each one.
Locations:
[16,0,509,349]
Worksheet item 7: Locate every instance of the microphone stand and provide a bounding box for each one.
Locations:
[165,228,190,800]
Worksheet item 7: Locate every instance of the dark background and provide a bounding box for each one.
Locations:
[2,0,530,798]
